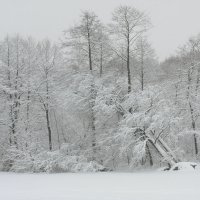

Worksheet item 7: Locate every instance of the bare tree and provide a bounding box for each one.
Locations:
[36,40,59,151]
[135,36,155,91]
[95,27,112,77]
[63,11,103,72]
[110,6,150,93]
[178,36,200,157]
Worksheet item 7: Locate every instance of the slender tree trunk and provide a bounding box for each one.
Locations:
[86,19,92,71]
[90,83,96,160]
[88,40,92,71]
[91,112,96,157]
[45,77,53,151]
[26,45,31,139]
[127,35,131,93]
[195,66,200,94]
[187,68,198,155]
[86,20,97,159]
[45,107,52,151]
[140,45,144,91]
[186,68,192,99]
[189,102,198,155]
[26,90,30,133]
[6,38,13,145]
[53,111,61,149]
[25,58,31,148]
[12,37,20,148]
[126,152,130,166]
[100,44,103,77]
[194,134,198,156]
[61,113,67,143]
[146,143,153,166]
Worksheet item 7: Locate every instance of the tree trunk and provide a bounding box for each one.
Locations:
[146,143,153,166]
[86,18,93,71]
[45,108,52,151]
[88,40,92,71]
[127,35,131,93]
[187,68,198,156]
[90,82,97,160]
[100,44,103,77]
[53,111,61,149]
[12,37,20,148]
[141,45,144,91]
[90,91,96,160]
[6,38,13,145]
[189,102,198,155]
[61,113,67,143]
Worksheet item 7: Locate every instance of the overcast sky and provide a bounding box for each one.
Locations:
[1,0,200,60]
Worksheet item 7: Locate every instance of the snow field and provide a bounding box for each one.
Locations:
[0,172,200,200]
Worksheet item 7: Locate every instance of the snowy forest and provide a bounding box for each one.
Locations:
[1,5,200,173]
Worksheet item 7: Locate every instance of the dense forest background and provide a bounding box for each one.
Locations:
[0,5,200,172]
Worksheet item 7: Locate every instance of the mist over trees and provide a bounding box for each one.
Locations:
[0,5,199,172]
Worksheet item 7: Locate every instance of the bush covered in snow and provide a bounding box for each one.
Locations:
[1,144,107,173]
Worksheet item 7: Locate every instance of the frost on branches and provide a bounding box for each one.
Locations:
[0,7,200,172]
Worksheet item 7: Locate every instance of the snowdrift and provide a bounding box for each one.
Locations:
[170,162,200,171]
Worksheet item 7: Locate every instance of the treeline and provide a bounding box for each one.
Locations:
[0,5,199,172]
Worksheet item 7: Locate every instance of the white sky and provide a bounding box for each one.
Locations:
[1,0,200,61]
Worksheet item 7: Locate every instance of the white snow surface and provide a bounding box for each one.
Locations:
[170,162,200,171]
[0,171,200,200]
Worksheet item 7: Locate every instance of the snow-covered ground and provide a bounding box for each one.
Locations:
[0,171,200,200]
